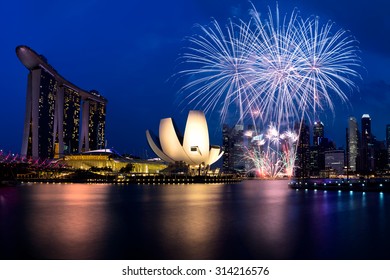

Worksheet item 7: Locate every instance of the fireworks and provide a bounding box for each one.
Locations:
[250,5,361,125]
[244,124,298,179]
[178,4,361,125]
[178,19,258,123]
[178,4,362,178]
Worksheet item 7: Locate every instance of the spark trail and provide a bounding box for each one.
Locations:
[178,4,362,177]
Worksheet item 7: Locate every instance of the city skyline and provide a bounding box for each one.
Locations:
[0,0,390,156]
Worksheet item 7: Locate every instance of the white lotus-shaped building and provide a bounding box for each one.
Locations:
[146,111,223,167]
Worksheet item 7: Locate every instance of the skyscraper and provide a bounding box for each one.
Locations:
[361,114,373,173]
[62,87,81,154]
[80,96,107,152]
[313,121,324,146]
[222,124,244,173]
[373,139,388,172]
[222,124,231,172]
[310,121,324,176]
[387,124,390,168]
[16,45,107,159]
[347,117,358,172]
[295,121,310,178]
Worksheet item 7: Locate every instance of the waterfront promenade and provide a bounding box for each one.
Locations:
[290,178,390,192]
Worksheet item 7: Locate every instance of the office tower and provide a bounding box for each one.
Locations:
[16,45,107,159]
[222,124,244,173]
[222,124,231,172]
[387,124,390,167]
[310,121,324,176]
[325,150,345,175]
[313,121,324,146]
[347,117,358,172]
[373,139,387,172]
[361,114,373,173]
[243,124,255,172]
[231,124,244,171]
[295,121,310,178]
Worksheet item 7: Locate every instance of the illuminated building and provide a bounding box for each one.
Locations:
[222,124,245,173]
[146,111,223,174]
[310,121,324,176]
[58,149,167,173]
[387,124,390,168]
[325,150,345,175]
[63,87,81,154]
[80,95,106,152]
[313,121,324,146]
[295,121,310,178]
[361,114,374,173]
[16,45,107,159]
[222,124,232,172]
[231,125,244,172]
[347,117,359,172]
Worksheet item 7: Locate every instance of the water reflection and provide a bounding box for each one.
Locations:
[0,186,23,256]
[0,187,20,217]
[2,181,390,259]
[25,184,110,259]
[242,181,291,258]
[154,184,223,259]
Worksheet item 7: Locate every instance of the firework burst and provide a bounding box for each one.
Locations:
[247,4,361,126]
[178,4,361,125]
[178,18,260,123]
[177,4,362,177]
[244,124,298,179]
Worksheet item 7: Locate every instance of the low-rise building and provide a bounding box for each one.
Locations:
[57,149,167,174]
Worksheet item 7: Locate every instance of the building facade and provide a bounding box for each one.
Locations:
[361,114,374,173]
[295,121,310,178]
[347,117,359,172]
[146,111,223,175]
[387,124,390,168]
[222,124,245,173]
[310,121,325,176]
[59,149,167,173]
[325,150,345,175]
[313,121,324,146]
[16,45,107,159]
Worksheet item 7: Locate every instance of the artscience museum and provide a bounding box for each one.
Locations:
[146,111,223,174]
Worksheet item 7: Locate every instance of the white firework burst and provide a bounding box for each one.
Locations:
[177,4,362,177]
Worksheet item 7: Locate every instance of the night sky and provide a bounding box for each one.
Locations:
[1,0,389,157]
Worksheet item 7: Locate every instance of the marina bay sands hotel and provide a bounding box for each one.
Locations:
[16,46,107,159]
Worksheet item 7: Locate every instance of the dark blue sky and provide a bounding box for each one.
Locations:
[1,0,389,156]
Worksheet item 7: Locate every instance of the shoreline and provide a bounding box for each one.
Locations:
[6,174,243,185]
[289,178,390,192]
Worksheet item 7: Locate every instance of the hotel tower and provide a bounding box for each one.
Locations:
[16,45,107,159]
